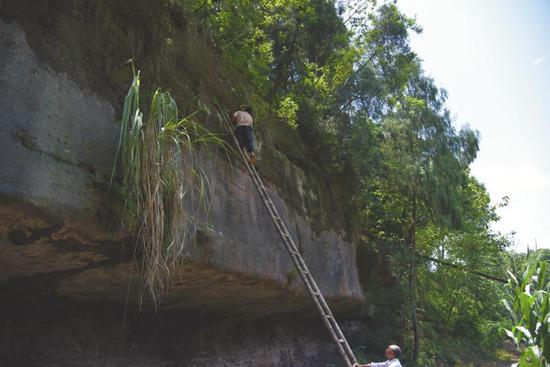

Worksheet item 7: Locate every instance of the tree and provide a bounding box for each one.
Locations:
[375,71,479,363]
[415,179,509,364]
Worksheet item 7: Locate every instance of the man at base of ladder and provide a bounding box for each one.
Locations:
[232,106,256,165]
[353,345,403,367]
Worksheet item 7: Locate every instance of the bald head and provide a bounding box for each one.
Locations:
[385,345,401,359]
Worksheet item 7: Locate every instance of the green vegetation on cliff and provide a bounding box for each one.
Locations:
[111,70,228,305]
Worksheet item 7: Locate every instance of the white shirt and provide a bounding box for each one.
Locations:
[370,359,402,367]
[232,111,253,126]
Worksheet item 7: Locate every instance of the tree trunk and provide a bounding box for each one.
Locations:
[408,195,420,364]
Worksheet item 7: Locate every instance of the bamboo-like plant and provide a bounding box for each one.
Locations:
[111,70,227,306]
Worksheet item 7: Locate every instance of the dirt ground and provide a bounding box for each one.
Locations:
[474,341,518,367]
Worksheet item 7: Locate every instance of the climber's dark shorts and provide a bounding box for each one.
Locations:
[235,125,255,153]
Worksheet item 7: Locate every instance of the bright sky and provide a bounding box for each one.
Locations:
[396,0,550,252]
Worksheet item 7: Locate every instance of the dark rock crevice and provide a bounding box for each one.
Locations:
[13,128,99,177]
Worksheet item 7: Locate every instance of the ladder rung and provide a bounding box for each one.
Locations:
[338,339,345,343]
[325,314,332,319]
[302,270,309,275]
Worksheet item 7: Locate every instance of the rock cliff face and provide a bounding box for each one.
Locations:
[0,13,366,366]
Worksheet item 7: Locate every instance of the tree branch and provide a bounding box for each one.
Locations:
[416,253,508,284]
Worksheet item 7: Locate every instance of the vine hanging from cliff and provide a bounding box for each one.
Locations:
[111,70,226,306]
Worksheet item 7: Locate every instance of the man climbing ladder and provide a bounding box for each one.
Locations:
[232,106,256,165]
[219,105,357,367]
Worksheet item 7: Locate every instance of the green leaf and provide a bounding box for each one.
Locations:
[517,326,534,343]
[503,299,519,324]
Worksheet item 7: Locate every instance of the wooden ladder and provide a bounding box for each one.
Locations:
[219,109,357,367]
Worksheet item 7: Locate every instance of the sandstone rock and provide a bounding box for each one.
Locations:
[0,19,364,316]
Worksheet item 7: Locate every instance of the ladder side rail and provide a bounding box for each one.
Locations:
[244,140,357,365]
[218,110,356,366]
[246,176,355,366]
[246,146,357,365]
[281,235,356,362]
[278,233,352,354]
[281,231,356,362]
[287,252,353,367]
[250,165,357,365]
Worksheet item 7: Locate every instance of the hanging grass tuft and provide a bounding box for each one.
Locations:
[111,70,227,307]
